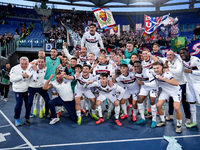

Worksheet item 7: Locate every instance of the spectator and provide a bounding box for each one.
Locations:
[193,24,200,41]
[0,63,11,102]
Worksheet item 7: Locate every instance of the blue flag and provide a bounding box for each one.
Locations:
[188,40,200,58]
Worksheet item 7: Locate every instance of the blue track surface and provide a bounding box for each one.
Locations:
[0,91,200,150]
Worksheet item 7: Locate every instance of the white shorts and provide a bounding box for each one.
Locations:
[123,90,139,100]
[139,86,158,98]
[186,82,200,103]
[97,92,118,103]
[159,90,182,102]
[75,88,95,99]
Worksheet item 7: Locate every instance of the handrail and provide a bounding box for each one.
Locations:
[0,2,34,9]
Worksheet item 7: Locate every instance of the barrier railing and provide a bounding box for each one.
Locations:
[0,39,17,58]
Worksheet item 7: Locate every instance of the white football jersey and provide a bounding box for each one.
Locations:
[142,57,154,69]
[93,63,115,79]
[135,68,157,89]
[156,71,181,95]
[116,72,139,91]
[81,31,104,57]
[86,61,95,68]
[87,81,125,100]
[74,73,96,91]
[182,56,200,83]
[79,55,88,66]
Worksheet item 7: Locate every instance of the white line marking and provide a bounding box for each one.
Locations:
[11,143,28,149]
[1,134,200,149]
[0,110,36,150]
[31,134,200,149]
[0,124,11,128]
[0,132,10,142]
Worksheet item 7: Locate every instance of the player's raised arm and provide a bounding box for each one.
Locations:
[156,74,179,86]
[43,74,54,90]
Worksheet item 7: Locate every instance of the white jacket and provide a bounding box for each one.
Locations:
[10,64,32,92]
[29,66,46,88]
[159,56,186,85]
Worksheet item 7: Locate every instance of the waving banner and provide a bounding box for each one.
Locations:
[135,23,142,31]
[110,24,120,36]
[188,40,200,58]
[144,14,170,34]
[171,24,179,38]
[92,7,116,31]
[171,37,186,52]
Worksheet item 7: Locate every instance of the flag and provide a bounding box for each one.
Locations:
[171,24,179,38]
[135,23,142,31]
[92,7,116,31]
[171,37,185,52]
[123,25,130,32]
[142,29,157,41]
[188,39,200,58]
[110,24,120,36]
[160,47,171,57]
[61,21,71,46]
[144,14,170,34]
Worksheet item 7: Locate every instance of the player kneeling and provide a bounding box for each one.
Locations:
[152,61,182,133]
[84,73,125,126]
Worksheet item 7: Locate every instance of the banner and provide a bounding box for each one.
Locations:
[144,14,170,34]
[44,43,55,52]
[188,39,200,58]
[142,29,157,41]
[171,37,186,52]
[61,21,71,46]
[110,24,120,36]
[135,23,142,31]
[92,7,116,31]
[123,25,130,32]
[171,24,179,38]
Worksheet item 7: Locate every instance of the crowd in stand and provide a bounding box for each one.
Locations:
[44,11,96,42]
[0,32,14,48]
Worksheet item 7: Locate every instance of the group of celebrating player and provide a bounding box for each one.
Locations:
[10,23,200,134]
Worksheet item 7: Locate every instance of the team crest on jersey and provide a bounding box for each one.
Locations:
[130,76,132,79]
[99,11,107,22]
[107,88,109,91]
[106,66,108,69]
[141,75,143,78]
[16,94,19,97]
